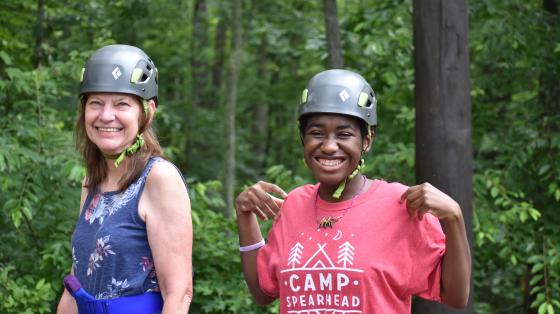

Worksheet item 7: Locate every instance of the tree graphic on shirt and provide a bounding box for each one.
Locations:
[288,242,304,269]
[337,241,355,268]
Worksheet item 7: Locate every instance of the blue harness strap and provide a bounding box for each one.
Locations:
[64,275,163,314]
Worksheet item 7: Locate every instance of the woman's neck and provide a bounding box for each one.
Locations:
[101,158,128,191]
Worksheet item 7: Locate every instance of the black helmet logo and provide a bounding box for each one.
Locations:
[111,66,122,80]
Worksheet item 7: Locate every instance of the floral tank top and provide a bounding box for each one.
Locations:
[71,157,168,299]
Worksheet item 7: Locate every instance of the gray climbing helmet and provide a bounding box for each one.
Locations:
[299,69,377,126]
[79,44,158,104]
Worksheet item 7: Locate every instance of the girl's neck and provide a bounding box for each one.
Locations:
[318,174,367,202]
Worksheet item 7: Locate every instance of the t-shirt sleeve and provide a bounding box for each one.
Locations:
[407,213,446,301]
[256,202,289,298]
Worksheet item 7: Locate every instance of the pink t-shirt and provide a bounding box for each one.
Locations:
[257,180,445,314]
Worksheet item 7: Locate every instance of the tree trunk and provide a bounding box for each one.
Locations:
[544,0,558,15]
[323,0,344,68]
[251,48,269,175]
[224,0,242,216]
[212,13,227,90]
[191,0,210,108]
[412,1,473,314]
[34,0,45,68]
[186,0,210,171]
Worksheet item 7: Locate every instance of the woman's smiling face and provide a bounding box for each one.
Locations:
[302,114,371,189]
[84,93,142,155]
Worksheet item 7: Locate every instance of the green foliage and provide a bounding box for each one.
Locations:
[470,0,560,312]
[189,180,277,313]
[0,60,84,311]
[1,0,559,313]
[0,265,55,314]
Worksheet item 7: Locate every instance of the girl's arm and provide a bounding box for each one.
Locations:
[235,181,286,305]
[401,183,471,308]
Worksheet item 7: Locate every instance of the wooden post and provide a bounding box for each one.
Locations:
[413,1,473,313]
[323,0,344,68]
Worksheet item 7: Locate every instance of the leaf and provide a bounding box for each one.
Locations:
[520,210,528,222]
[11,210,22,228]
[538,164,550,176]
[539,302,548,314]
[0,51,13,65]
[531,262,544,274]
[547,304,554,314]
[21,206,33,220]
[530,273,544,286]
[510,254,517,265]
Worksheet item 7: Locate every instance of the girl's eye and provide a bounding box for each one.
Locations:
[117,102,130,107]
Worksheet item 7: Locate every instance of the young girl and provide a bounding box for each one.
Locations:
[235,69,470,313]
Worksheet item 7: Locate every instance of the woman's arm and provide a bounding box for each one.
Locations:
[142,162,193,313]
[235,181,286,305]
[56,284,77,314]
[401,183,471,308]
[57,179,89,314]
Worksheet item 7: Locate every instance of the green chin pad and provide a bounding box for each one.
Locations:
[332,158,365,199]
[113,134,145,168]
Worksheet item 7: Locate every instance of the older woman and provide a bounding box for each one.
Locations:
[57,45,192,313]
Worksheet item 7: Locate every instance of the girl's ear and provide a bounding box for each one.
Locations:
[363,126,375,152]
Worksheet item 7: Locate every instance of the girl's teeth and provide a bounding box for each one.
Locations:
[98,127,120,132]
[319,159,341,166]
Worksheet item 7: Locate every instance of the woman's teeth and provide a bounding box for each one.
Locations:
[97,127,121,132]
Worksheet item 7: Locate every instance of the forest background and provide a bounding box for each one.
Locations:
[0,0,559,313]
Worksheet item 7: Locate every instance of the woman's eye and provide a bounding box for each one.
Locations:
[87,101,102,107]
[117,102,130,107]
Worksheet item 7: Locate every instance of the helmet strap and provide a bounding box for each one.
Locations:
[112,134,145,168]
[103,153,120,160]
[142,99,149,115]
[332,157,365,199]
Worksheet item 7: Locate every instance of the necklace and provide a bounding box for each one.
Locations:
[315,175,367,229]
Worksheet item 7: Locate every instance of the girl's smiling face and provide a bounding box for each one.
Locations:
[302,114,372,190]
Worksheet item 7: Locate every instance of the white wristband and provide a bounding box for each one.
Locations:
[239,239,265,252]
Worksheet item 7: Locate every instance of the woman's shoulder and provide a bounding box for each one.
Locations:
[145,158,184,187]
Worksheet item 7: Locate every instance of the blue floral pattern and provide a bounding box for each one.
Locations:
[96,277,131,299]
[71,157,169,299]
[85,179,143,225]
[87,235,116,276]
